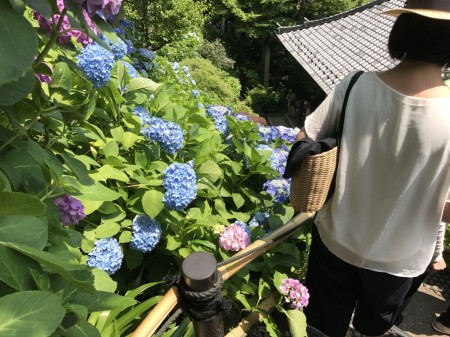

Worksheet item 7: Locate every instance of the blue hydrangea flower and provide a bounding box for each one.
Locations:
[249,212,270,227]
[274,126,301,144]
[233,113,252,122]
[163,161,197,210]
[258,126,272,143]
[182,65,189,74]
[146,118,184,154]
[113,26,125,37]
[192,89,201,99]
[125,39,134,54]
[198,102,205,109]
[120,19,134,28]
[213,116,230,136]
[132,106,151,134]
[191,79,197,86]
[235,220,251,237]
[99,35,127,61]
[263,178,291,203]
[143,61,151,70]
[77,43,114,88]
[130,215,162,253]
[138,48,155,60]
[123,61,139,78]
[87,238,123,275]
[206,105,232,119]
[171,62,180,71]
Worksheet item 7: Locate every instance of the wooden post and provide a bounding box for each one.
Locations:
[182,251,224,337]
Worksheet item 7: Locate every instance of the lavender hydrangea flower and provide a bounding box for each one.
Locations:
[263,178,291,203]
[77,43,114,88]
[87,237,123,275]
[279,278,310,310]
[130,215,162,253]
[54,194,85,226]
[219,224,250,252]
[138,48,155,60]
[163,161,197,211]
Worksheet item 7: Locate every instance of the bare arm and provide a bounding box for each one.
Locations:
[442,202,450,223]
[294,127,308,142]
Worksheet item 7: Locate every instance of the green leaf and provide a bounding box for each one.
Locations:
[0,68,37,106]
[64,321,101,337]
[24,0,52,18]
[0,291,65,337]
[62,176,121,202]
[97,165,129,183]
[0,245,38,291]
[0,171,11,192]
[0,192,46,216]
[92,268,117,292]
[0,1,37,87]
[197,161,223,183]
[273,271,289,292]
[232,192,245,209]
[142,190,164,219]
[8,0,25,13]
[50,62,72,91]
[122,132,140,150]
[0,241,95,293]
[61,153,94,185]
[166,235,182,251]
[27,139,63,177]
[261,313,282,337]
[127,77,161,93]
[285,310,307,337]
[104,140,119,157]
[94,223,121,239]
[0,215,47,250]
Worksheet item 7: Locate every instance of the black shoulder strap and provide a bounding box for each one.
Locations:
[338,71,364,144]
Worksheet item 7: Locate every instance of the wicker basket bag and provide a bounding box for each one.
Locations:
[285,71,363,213]
[289,146,337,213]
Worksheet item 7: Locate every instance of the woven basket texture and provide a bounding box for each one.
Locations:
[289,147,337,213]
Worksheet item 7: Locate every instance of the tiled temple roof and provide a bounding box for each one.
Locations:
[277,0,405,94]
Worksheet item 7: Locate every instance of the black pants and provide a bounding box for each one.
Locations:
[304,225,414,337]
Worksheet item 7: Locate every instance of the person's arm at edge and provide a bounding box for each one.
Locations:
[294,128,307,142]
[442,201,450,223]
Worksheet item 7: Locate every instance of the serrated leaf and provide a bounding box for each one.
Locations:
[0,245,38,291]
[142,190,164,219]
[197,161,223,183]
[50,62,72,91]
[0,291,65,337]
[0,215,47,250]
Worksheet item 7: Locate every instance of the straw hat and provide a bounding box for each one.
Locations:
[383,0,450,20]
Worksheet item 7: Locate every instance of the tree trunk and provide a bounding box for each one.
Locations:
[262,42,270,88]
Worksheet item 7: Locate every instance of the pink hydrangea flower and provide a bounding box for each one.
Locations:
[219,224,250,252]
[279,278,309,310]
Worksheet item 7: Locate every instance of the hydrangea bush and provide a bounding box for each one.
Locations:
[0,1,308,336]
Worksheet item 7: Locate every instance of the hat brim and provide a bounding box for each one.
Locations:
[382,8,450,20]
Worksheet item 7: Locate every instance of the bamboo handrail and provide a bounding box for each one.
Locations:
[225,292,279,337]
[131,212,314,337]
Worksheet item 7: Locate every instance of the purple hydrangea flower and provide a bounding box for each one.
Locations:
[263,178,291,203]
[163,161,197,211]
[279,278,310,310]
[87,238,123,275]
[130,215,162,253]
[54,194,85,226]
[219,224,250,252]
[72,0,122,18]
[77,43,114,88]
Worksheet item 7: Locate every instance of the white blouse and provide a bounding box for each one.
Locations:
[305,71,450,277]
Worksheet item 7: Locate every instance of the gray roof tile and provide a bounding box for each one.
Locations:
[277,0,405,93]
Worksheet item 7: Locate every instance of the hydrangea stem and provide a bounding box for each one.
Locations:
[33,9,68,69]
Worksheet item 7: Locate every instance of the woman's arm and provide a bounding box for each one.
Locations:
[442,202,450,223]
